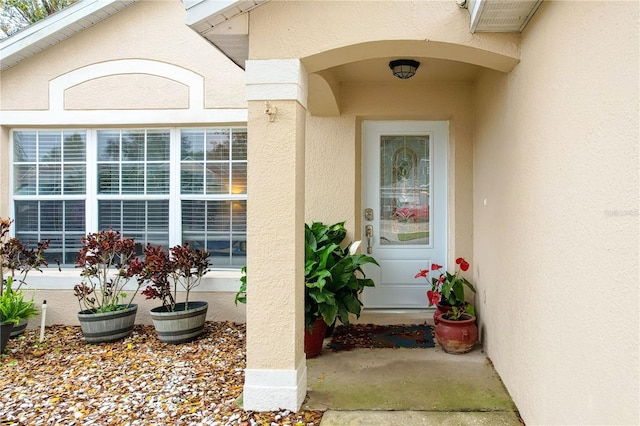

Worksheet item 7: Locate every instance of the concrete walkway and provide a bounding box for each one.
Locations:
[303,325,522,425]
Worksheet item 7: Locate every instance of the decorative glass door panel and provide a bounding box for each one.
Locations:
[379,135,431,247]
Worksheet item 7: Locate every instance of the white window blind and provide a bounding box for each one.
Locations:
[180,128,247,267]
[11,127,247,268]
[12,130,87,264]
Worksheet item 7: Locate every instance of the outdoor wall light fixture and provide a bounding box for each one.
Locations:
[389,59,420,79]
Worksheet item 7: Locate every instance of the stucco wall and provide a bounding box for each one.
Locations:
[473,1,639,424]
[23,290,245,329]
[249,0,519,66]
[305,82,474,266]
[0,0,246,111]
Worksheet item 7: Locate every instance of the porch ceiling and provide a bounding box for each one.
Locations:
[330,57,481,84]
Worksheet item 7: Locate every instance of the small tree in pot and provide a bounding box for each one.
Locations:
[140,243,210,344]
[74,229,144,343]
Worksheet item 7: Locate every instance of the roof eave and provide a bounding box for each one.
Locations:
[0,0,138,72]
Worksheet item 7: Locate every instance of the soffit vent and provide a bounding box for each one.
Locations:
[467,0,543,33]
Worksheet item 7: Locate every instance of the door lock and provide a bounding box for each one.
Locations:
[365,225,373,254]
[364,208,374,221]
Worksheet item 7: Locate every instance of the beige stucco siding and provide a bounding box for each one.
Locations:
[0,0,246,111]
[473,1,639,424]
[24,290,245,329]
[64,74,190,110]
[249,0,519,69]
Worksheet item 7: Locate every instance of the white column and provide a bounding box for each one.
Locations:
[243,59,308,411]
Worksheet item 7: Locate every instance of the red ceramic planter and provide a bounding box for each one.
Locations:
[433,302,465,325]
[435,313,478,354]
[304,317,328,358]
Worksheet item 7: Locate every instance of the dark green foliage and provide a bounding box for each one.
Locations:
[235,221,379,331]
[304,221,378,330]
[0,277,39,324]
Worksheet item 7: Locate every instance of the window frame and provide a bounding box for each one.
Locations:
[9,126,247,271]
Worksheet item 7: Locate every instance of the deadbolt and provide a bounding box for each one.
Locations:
[364,208,374,221]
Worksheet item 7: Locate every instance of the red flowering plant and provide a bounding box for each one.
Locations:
[416,257,476,319]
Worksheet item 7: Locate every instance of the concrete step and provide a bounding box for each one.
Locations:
[320,410,523,426]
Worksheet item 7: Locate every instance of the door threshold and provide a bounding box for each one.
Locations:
[354,308,435,326]
[362,308,434,314]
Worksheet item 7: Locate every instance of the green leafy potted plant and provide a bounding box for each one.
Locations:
[74,229,144,343]
[140,243,210,344]
[235,221,379,358]
[0,217,49,343]
[303,221,380,356]
[1,278,39,353]
[416,257,478,354]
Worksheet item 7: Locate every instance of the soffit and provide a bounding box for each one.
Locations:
[0,0,138,72]
[184,0,268,69]
[331,57,481,84]
[467,0,543,33]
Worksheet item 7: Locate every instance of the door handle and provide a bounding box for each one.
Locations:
[365,225,373,254]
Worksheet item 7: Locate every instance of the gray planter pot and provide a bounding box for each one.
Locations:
[10,318,28,338]
[1,322,14,353]
[150,301,208,344]
[77,304,138,344]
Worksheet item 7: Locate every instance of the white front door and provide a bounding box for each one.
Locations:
[361,121,447,308]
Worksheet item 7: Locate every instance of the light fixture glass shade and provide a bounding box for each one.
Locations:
[389,59,420,79]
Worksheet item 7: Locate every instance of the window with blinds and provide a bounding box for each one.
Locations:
[180,128,247,267]
[10,127,247,268]
[12,130,87,264]
[97,129,171,248]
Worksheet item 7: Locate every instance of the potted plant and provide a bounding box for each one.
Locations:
[416,257,476,325]
[1,278,39,353]
[416,257,478,354]
[0,217,49,340]
[140,243,210,344]
[235,221,379,358]
[74,229,144,343]
[434,305,479,354]
[303,221,380,357]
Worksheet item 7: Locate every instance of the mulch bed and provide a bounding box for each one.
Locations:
[327,323,435,352]
[0,322,323,426]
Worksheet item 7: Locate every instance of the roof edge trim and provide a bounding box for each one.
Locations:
[0,0,138,71]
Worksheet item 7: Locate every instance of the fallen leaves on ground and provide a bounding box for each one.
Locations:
[0,322,323,426]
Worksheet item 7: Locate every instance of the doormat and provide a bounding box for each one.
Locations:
[327,323,435,352]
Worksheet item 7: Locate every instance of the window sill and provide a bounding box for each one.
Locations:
[20,269,243,293]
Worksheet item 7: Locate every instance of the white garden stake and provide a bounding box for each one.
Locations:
[39,300,47,343]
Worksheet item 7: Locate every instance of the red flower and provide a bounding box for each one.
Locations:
[426,290,441,306]
[417,256,475,309]
[415,269,428,279]
[460,259,469,272]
